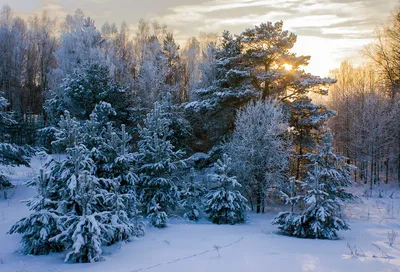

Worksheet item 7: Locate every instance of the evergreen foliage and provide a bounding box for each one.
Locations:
[137,102,185,228]
[180,168,206,221]
[205,154,249,224]
[272,139,354,240]
[0,94,31,189]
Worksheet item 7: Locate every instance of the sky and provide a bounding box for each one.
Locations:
[1,0,399,76]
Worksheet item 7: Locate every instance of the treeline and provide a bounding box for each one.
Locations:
[0,6,216,117]
[328,10,400,188]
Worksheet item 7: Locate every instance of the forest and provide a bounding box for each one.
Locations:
[0,3,399,270]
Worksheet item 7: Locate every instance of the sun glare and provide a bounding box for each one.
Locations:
[283,64,293,71]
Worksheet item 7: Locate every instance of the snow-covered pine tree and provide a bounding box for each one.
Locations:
[205,154,249,224]
[138,102,185,228]
[289,97,336,180]
[271,177,302,236]
[81,111,107,152]
[91,101,117,125]
[105,182,144,243]
[297,163,350,239]
[51,110,82,152]
[273,163,350,239]
[180,168,206,221]
[78,110,144,239]
[305,131,355,202]
[185,31,254,151]
[0,94,31,189]
[33,143,111,263]
[46,59,133,127]
[53,172,113,263]
[8,169,64,254]
[63,62,132,123]
[102,124,145,239]
[10,144,97,258]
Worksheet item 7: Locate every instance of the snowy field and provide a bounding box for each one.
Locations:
[1,157,400,272]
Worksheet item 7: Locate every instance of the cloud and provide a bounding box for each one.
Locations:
[152,0,397,75]
[2,0,398,76]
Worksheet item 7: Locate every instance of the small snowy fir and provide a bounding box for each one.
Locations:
[205,154,249,224]
[137,102,185,228]
[273,163,350,239]
[8,169,64,254]
[180,168,207,221]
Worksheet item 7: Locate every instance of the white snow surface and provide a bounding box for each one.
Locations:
[1,156,400,272]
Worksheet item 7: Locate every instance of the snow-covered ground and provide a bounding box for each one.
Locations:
[1,157,400,272]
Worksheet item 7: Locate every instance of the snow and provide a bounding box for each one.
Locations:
[188,152,209,162]
[1,157,400,271]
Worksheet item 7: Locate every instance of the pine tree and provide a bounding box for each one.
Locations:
[205,154,249,224]
[272,163,350,239]
[10,123,145,262]
[305,131,355,202]
[51,110,82,151]
[289,97,336,179]
[0,94,31,189]
[8,169,64,254]
[180,168,206,221]
[9,145,98,260]
[185,23,336,152]
[101,124,145,238]
[185,31,254,150]
[53,172,113,263]
[138,102,185,228]
[45,61,132,126]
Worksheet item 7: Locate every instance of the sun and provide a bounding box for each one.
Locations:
[283,63,293,71]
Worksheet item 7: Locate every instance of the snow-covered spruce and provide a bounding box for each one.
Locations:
[205,154,249,224]
[137,102,185,228]
[8,169,64,254]
[272,163,350,239]
[180,168,207,221]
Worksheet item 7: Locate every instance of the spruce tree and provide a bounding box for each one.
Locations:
[205,154,249,224]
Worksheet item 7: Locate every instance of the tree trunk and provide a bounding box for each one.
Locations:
[385,158,389,184]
